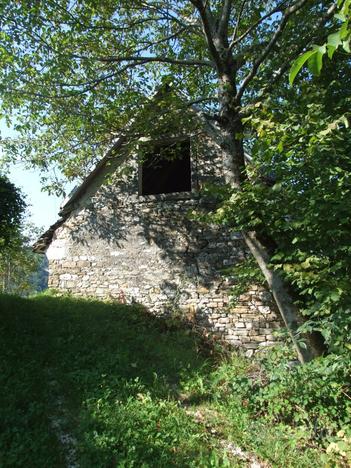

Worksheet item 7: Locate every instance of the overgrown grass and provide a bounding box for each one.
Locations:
[0,293,349,467]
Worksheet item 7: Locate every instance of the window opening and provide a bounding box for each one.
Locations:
[140,139,191,195]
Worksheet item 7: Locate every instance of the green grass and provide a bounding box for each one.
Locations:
[0,293,342,467]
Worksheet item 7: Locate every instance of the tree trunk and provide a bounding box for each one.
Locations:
[193,35,327,363]
[189,0,327,363]
[216,102,325,363]
[242,231,324,363]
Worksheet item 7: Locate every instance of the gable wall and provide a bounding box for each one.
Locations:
[47,133,281,355]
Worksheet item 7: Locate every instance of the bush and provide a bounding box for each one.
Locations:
[254,348,351,433]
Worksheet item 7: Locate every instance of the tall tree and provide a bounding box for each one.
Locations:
[0,0,342,362]
[218,52,351,353]
[0,175,42,294]
[0,175,26,247]
[0,227,46,295]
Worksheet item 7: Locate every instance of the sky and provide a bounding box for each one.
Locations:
[1,120,71,232]
[8,164,63,231]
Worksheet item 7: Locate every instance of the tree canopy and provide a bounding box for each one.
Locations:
[0,1,338,178]
[0,175,46,294]
[289,0,350,82]
[0,174,26,247]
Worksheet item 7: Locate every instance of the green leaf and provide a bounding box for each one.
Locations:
[341,115,350,128]
[289,49,317,85]
[307,46,326,76]
[335,13,347,21]
[328,31,342,49]
[272,182,282,192]
[327,31,342,58]
[342,39,351,52]
[327,44,336,59]
[330,291,341,302]
[340,21,349,40]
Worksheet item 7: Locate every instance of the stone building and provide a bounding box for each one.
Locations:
[34,106,281,354]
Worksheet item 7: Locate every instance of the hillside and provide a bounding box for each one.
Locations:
[0,294,349,467]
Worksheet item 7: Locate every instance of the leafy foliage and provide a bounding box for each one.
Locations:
[0,175,43,294]
[182,345,351,466]
[0,184,45,295]
[210,53,351,351]
[289,0,351,83]
[326,428,351,465]
[0,174,26,247]
[0,1,336,182]
[253,348,351,431]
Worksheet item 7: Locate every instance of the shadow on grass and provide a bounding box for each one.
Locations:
[0,293,217,467]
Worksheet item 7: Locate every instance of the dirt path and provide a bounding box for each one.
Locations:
[48,374,79,468]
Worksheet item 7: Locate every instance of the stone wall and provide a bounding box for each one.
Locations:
[46,133,282,355]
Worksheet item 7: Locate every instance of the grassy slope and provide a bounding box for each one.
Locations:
[0,294,332,467]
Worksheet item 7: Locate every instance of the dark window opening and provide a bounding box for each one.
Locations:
[140,139,191,195]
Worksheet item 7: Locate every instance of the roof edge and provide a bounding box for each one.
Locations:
[33,136,127,253]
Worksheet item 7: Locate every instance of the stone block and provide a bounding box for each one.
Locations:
[218,317,230,324]
[251,335,266,342]
[62,261,76,269]
[77,260,91,268]
[233,330,249,336]
[243,343,259,349]
[228,340,242,346]
[59,273,75,280]
[258,341,275,347]
[235,322,245,328]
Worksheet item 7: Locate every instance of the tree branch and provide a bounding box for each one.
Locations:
[228,0,289,51]
[138,1,201,30]
[236,0,310,101]
[256,2,338,100]
[7,61,146,100]
[218,0,233,42]
[231,0,248,45]
[239,2,338,116]
[82,16,171,32]
[190,0,223,70]
[130,27,189,56]
[72,54,214,68]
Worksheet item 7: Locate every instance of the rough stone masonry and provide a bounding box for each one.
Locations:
[36,131,281,355]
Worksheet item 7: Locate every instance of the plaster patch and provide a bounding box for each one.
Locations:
[47,242,67,260]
